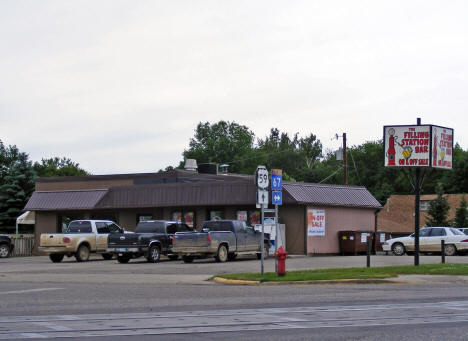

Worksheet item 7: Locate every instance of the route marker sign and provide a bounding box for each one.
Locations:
[271,169,283,190]
[272,191,282,205]
[255,165,269,189]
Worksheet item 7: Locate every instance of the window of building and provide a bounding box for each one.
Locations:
[420,201,431,211]
[184,212,194,228]
[137,214,153,223]
[209,210,224,221]
[172,211,182,223]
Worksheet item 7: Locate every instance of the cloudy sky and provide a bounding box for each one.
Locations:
[1,0,467,174]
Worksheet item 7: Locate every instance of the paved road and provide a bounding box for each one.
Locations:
[1,255,468,340]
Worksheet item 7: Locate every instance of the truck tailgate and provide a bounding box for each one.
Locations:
[173,232,210,248]
[40,234,68,247]
[107,233,140,248]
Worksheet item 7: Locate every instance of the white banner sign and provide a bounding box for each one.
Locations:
[431,125,454,169]
[307,209,325,236]
[383,124,453,169]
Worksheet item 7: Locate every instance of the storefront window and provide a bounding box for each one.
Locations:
[210,210,224,221]
[237,211,247,221]
[184,212,195,228]
[249,210,261,226]
[172,211,182,223]
[137,215,153,222]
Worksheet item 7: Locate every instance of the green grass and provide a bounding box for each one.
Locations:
[215,263,468,282]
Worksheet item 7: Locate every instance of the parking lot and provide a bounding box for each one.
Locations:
[2,253,468,286]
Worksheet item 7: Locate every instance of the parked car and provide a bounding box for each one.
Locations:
[107,220,193,263]
[39,220,124,263]
[383,227,468,256]
[172,220,270,263]
[0,235,14,258]
[458,228,468,235]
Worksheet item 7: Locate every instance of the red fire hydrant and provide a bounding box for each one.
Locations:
[275,246,288,276]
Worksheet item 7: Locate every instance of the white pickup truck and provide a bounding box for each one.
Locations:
[39,220,125,263]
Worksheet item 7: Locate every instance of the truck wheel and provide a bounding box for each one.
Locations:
[147,245,161,263]
[168,254,179,260]
[257,245,269,260]
[117,255,130,263]
[49,254,64,263]
[215,245,228,263]
[182,256,194,263]
[0,244,10,258]
[102,253,113,260]
[75,245,90,262]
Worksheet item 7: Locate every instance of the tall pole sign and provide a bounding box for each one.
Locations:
[255,165,269,276]
[271,169,283,273]
[383,119,454,266]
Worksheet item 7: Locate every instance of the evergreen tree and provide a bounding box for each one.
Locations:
[453,195,468,227]
[0,146,36,228]
[425,184,451,226]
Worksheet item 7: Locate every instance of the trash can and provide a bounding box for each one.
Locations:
[374,231,391,253]
[339,230,374,255]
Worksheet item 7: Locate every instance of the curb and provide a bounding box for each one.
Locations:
[212,277,412,286]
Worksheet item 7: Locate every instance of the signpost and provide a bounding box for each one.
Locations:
[271,169,283,273]
[383,119,454,266]
[255,166,269,276]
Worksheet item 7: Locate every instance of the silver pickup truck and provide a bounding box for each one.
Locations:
[172,220,270,263]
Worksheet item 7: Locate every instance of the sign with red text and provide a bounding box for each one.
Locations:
[307,209,325,236]
[383,124,453,169]
[431,125,454,169]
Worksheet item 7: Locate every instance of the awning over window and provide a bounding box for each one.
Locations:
[24,190,108,211]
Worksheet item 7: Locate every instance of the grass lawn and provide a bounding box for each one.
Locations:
[215,263,468,282]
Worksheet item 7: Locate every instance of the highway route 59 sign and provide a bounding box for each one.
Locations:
[255,166,269,189]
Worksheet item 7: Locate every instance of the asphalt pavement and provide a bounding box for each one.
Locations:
[2,254,468,340]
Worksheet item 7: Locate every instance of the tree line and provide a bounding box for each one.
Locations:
[182,121,468,204]
[0,140,88,228]
[1,120,467,228]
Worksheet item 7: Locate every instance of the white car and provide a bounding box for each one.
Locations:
[383,227,468,256]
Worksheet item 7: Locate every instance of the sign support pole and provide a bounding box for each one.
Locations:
[261,203,265,276]
[413,117,422,266]
[275,204,278,273]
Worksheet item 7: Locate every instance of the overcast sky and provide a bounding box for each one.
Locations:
[1,0,467,174]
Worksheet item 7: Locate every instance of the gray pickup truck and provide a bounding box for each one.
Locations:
[172,220,270,263]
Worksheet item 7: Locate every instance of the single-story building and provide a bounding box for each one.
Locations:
[24,166,381,255]
[377,193,467,234]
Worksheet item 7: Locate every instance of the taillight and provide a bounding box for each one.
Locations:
[461,239,468,243]
[63,237,71,243]
[171,236,174,244]
[207,234,211,243]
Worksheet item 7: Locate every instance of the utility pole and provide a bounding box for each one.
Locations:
[343,133,347,185]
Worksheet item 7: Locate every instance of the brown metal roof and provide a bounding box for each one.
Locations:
[24,178,381,211]
[96,181,258,208]
[283,183,381,209]
[24,190,108,211]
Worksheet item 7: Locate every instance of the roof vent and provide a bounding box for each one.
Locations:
[184,159,198,172]
[220,164,229,174]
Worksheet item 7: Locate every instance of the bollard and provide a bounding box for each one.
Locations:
[441,239,445,264]
[366,237,371,268]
